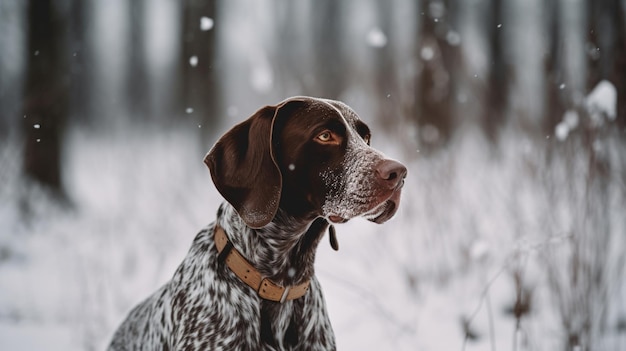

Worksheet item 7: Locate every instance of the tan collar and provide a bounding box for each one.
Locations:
[213,225,310,303]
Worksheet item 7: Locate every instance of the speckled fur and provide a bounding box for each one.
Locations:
[108,97,405,351]
[107,203,335,351]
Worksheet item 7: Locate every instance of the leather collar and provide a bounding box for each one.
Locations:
[213,225,310,303]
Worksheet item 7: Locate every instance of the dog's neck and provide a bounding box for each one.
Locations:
[216,202,329,286]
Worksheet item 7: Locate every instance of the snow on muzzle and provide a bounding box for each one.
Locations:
[323,147,407,224]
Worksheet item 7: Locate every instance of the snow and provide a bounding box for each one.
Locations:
[366,27,387,48]
[200,16,214,31]
[555,121,569,141]
[3,1,624,348]
[469,240,490,262]
[420,46,434,61]
[446,30,462,46]
[585,79,617,120]
[555,110,580,141]
[0,127,215,350]
[0,322,78,351]
[557,79,616,141]
[1,122,624,350]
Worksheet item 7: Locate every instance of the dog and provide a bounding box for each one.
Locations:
[107,96,407,350]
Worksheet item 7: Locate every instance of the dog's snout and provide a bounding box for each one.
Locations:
[376,160,407,188]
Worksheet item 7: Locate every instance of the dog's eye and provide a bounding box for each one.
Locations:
[315,130,343,145]
[316,131,333,142]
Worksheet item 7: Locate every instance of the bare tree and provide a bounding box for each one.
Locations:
[617,1,626,127]
[21,0,69,199]
[68,0,94,126]
[0,2,25,139]
[373,2,398,128]
[311,0,344,99]
[543,0,565,135]
[485,0,508,140]
[273,2,304,95]
[127,0,149,119]
[415,0,461,149]
[181,0,220,132]
[587,0,626,126]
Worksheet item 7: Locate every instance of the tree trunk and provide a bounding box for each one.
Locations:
[69,0,93,126]
[312,0,344,99]
[613,0,626,127]
[181,0,219,133]
[415,0,460,149]
[485,0,508,140]
[374,1,397,129]
[544,0,565,134]
[587,0,625,127]
[127,0,149,120]
[22,0,68,198]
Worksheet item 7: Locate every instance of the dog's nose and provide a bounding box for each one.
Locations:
[376,159,407,189]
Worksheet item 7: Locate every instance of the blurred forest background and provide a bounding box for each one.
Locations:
[1,0,625,197]
[1,0,626,350]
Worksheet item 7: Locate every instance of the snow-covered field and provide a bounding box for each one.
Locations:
[1,112,625,350]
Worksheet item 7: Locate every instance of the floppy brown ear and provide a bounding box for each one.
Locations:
[204,98,307,228]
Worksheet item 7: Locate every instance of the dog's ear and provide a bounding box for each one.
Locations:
[205,98,307,228]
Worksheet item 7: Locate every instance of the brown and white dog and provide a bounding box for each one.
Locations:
[108,96,407,350]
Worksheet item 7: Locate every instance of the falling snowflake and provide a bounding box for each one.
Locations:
[446,30,461,46]
[366,27,387,48]
[421,46,434,61]
[200,17,214,31]
[555,122,569,141]
[586,80,617,120]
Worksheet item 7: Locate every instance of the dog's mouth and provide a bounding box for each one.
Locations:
[328,215,349,224]
[365,199,397,224]
[364,187,402,224]
[327,185,404,225]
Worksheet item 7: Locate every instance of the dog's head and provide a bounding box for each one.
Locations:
[205,96,407,228]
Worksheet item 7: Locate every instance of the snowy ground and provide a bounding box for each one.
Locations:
[1,117,625,350]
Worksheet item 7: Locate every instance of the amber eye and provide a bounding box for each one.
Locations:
[316,131,333,142]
